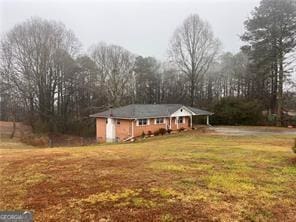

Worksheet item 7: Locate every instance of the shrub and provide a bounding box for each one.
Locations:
[178,127,185,132]
[154,130,160,136]
[141,131,145,138]
[21,134,48,147]
[147,130,152,136]
[167,129,172,134]
[158,128,167,135]
[211,97,264,125]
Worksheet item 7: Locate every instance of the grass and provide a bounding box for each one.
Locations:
[0,130,296,221]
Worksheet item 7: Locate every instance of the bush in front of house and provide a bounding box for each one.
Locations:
[153,130,160,136]
[141,131,146,138]
[154,128,167,136]
[158,128,167,135]
[178,127,185,132]
[211,97,264,125]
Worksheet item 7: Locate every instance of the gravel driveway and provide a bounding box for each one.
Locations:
[212,126,296,136]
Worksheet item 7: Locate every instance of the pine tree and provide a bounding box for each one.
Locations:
[241,0,296,126]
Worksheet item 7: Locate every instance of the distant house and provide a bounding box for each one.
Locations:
[90,104,213,142]
[283,109,296,117]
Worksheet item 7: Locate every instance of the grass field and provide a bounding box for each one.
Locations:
[1,130,296,221]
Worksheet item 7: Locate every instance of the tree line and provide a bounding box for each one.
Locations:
[1,0,295,135]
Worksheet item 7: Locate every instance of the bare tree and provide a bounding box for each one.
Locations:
[133,56,162,104]
[169,14,220,106]
[0,17,80,131]
[90,43,135,107]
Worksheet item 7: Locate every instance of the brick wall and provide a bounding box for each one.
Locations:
[115,119,132,141]
[96,116,192,142]
[170,116,191,130]
[96,118,106,143]
[134,118,169,137]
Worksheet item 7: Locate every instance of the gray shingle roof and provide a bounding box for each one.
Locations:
[90,104,213,119]
[186,106,214,116]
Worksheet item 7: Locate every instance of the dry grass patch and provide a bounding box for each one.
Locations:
[1,130,296,221]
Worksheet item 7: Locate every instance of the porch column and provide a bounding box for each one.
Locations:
[169,117,172,129]
[206,115,210,126]
[190,115,193,128]
[177,117,179,129]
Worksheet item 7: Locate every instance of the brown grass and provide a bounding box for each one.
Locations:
[0,130,296,221]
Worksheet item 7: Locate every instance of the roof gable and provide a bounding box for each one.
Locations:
[170,106,194,117]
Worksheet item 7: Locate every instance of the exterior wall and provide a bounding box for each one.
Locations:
[133,118,170,137]
[96,118,106,142]
[170,116,191,130]
[115,119,133,141]
[96,116,192,143]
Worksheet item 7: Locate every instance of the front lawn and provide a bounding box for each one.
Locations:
[0,131,295,221]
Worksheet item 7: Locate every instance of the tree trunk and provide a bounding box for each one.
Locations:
[190,79,195,107]
[277,50,284,127]
[10,116,16,139]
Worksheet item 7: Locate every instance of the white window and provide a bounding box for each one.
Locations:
[138,119,148,126]
[155,117,164,124]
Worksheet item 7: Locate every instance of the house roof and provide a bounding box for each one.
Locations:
[90,104,213,119]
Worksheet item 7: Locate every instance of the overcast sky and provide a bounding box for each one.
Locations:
[1,0,261,59]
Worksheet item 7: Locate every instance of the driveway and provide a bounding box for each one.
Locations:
[212,126,296,136]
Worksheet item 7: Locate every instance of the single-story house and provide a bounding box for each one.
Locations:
[90,104,213,142]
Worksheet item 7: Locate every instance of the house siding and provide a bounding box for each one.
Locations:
[96,116,191,142]
[115,119,133,141]
[134,118,169,137]
[170,116,191,130]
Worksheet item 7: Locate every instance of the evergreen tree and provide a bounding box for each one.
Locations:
[241,0,296,125]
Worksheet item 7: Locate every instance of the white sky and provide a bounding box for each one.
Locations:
[0,0,261,59]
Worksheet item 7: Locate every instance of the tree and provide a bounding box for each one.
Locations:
[161,65,188,104]
[133,56,161,104]
[89,43,135,107]
[241,0,296,126]
[169,14,220,106]
[0,17,80,132]
[212,97,264,125]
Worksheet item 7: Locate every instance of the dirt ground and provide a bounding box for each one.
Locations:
[1,127,296,221]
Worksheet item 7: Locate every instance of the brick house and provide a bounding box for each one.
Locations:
[90,104,213,142]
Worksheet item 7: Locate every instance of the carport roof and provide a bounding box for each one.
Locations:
[90,104,213,119]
